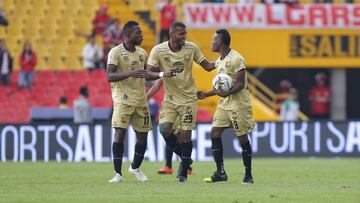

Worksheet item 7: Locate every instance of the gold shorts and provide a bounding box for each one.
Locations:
[112,103,152,132]
[212,105,255,136]
[159,101,197,131]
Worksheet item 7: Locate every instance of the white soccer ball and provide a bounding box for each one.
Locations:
[212,73,233,92]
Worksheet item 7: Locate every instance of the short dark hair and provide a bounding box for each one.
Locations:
[122,20,139,34]
[80,86,88,97]
[170,21,186,32]
[60,96,67,104]
[216,29,231,46]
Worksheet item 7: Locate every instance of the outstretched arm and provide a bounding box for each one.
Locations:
[146,64,177,81]
[107,64,147,82]
[197,89,216,100]
[199,59,215,72]
[147,79,163,99]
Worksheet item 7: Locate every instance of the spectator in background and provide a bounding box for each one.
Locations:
[157,0,176,43]
[59,96,68,109]
[92,4,112,36]
[18,42,37,90]
[82,36,104,72]
[104,19,123,46]
[280,88,299,121]
[309,73,331,119]
[0,8,9,26]
[73,86,93,124]
[277,79,293,105]
[0,39,12,86]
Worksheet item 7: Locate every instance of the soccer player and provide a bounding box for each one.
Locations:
[146,79,193,175]
[146,21,215,182]
[197,29,255,184]
[107,21,174,183]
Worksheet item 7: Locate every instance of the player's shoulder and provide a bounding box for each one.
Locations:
[135,46,147,55]
[183,41,199,49]
[152,41,168,51]
[110,44,125,54]
[228,49,245,62]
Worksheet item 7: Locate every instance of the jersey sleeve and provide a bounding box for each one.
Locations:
[107,48,119,65]
[193,43,205,64]
[234,57,246,73]
[147,46,160,68]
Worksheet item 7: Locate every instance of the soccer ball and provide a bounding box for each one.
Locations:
[212,73,233,92]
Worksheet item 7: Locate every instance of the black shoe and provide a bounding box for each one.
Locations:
[203,171,228,183]
[177,159,193,179]
[177,175,187,183]
[242,174,254,184]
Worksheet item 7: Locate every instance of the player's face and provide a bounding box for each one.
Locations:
[172,27,187,46]
[129,25,143,45]
[211,34,221,52]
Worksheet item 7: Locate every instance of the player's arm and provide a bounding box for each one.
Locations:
[197,89,216,100]
[216,69,245,98]
[199,59,215,72]
[107,64,147,82]
[147,79,163,99]
[145,64,177,81]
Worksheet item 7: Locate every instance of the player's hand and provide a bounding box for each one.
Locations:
[164,68,177,77]
[197,91,206,100]
[215,89,229,98]
[130,69,147,78]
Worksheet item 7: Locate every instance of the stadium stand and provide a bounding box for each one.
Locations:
[2,0,327,123]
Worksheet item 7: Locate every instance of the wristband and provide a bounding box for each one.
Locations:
[159,72,164,78]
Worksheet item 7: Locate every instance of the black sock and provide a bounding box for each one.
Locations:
[164,134,182,157]
[131,143,147,169]
[211,138,224,173]
[180,142,193,177]
[112,142,124,175]
[165,146,173,168]
[241,141,252,176]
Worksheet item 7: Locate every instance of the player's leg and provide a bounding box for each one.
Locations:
[109,103,132,183]
[233,108,255,184]
[176,103,197,182]
[176,130,193,182]
[109,128,127,182]
[128,106,152,181]
[131,131,148,170]
[203,127,228,183]
[159,101,182,157]
[158,146,174,174]
[128,131,149,181]
[238,134,254,184]
[204,106,231,183]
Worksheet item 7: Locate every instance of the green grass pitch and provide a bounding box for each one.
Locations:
[1,158,359,203]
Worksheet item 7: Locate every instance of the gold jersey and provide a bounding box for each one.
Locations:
[107,43,148,107]
[147,41,205,105]
[215,49,252,111]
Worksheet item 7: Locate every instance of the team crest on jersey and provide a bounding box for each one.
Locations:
[184,54,191,62]
[123,55,129,62]
[164,55,171,63]
[173,61,184,73]
[131,61,140,70]
[225,61,231,68]
[139,54,144,63]
[232,111,238,120]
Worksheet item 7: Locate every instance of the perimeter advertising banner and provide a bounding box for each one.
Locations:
[0,121,359,162]
[184,3,360,67]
